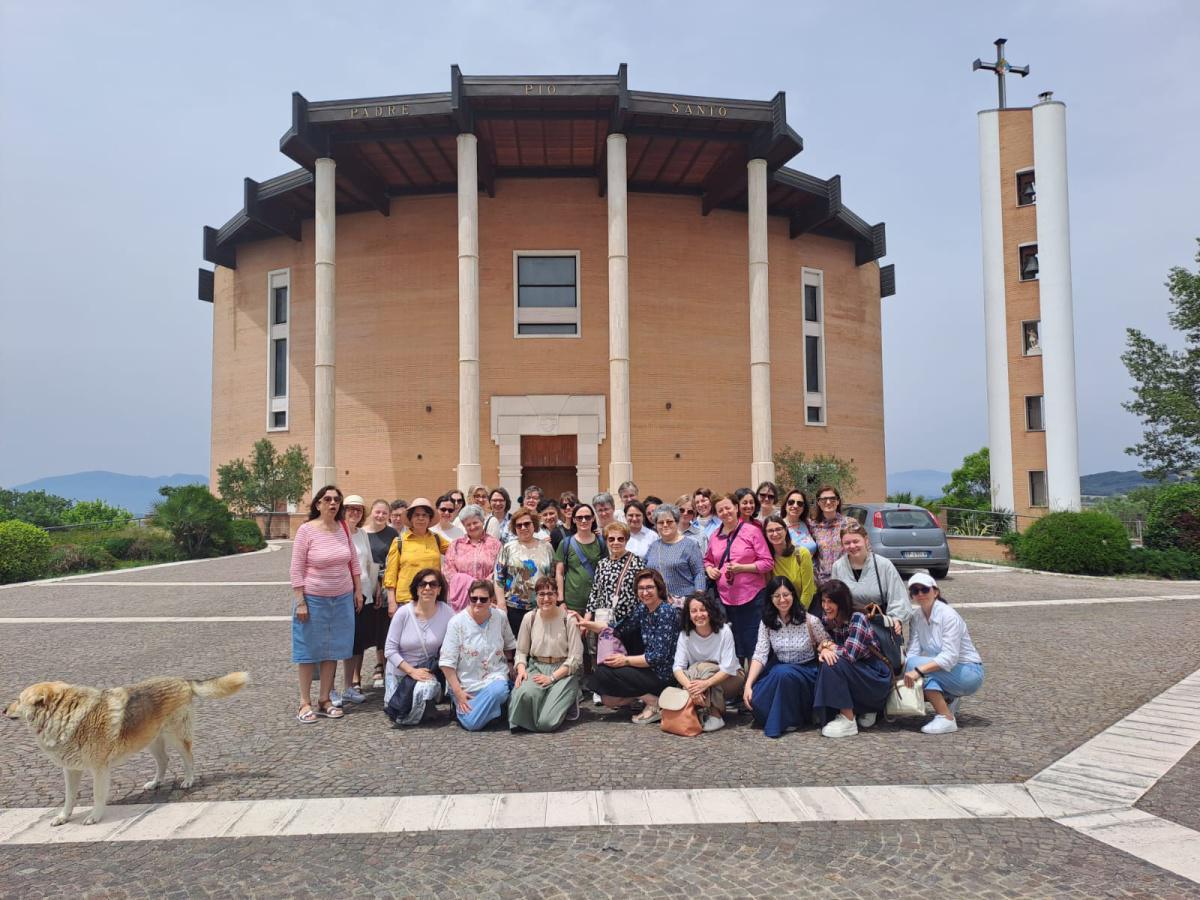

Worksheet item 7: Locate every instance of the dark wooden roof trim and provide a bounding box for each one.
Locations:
[461,73,621,98]
[700,147,750,216]
[245,178,301,241]
[198,267,214,303]
[789,174,841,238]
[257,168,313,200]
[880,263,895,298]
[203,226,236,269]
[855,222,887,266]
[628,90,773,123]
[307,92,453,124]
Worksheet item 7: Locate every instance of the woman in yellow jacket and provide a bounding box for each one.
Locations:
[384,498,448,614]
[763,515,816,613]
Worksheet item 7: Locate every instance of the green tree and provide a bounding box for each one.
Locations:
[0,488,72,527]
[941,447,992,511]
[773,448,858,498]
[60,498,134,529]
[886,491,939,509]
[1122,239,1200,480]
[216,439,311,520]
[152,485,235,559]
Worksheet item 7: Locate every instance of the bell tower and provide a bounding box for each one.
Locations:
[975,39,1081,516]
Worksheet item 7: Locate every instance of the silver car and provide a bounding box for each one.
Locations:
[843,503,950,579]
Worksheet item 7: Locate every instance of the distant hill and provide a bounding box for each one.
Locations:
[9,471,209,516]
[887,469,950,499]
[1079,470,1170,497]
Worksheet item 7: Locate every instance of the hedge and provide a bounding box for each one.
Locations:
[227,518,266,552]
[0,520,52,584]
[1011,511,1130,575]
[1144,483,1200,554]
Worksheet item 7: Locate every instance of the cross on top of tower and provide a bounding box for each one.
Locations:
[972,38,1030,109]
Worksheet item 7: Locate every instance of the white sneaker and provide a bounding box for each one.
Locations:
[592,692,603,706]
[328,691,344,708]
[821,716,859,738]
[921,715,958,735]
[341,686,367,704]
[702,715,725,733]
[857,712,877,729]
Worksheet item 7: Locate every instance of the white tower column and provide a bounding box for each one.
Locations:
[747,158,775,486]
[607,133,633,491]
[977,111,1015,511]
[1033,98,1081,511]
[456,133,482,492]
[312,156,337,494]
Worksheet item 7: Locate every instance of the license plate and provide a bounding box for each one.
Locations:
[902,551,931,559]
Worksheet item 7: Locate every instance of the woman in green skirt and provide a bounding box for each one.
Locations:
[508,575,584,732]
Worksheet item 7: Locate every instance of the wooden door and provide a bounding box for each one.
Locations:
[522,435,577,499]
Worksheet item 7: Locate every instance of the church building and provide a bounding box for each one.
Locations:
[198,66,893,503]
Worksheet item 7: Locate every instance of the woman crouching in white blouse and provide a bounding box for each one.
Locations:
[903,572,984,735]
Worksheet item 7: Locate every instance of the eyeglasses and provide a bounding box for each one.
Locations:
[758,492,776,500]
[818,496,839,504]
[468,595,492,605]
[636,584,656,593]
[514,521,534,529]
[606,536,626,543]
[909,585,933,595]
[536,590,557,598]
[574,514,593,522]
[418,580,440,589]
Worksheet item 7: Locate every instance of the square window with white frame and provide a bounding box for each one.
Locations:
[514,252,580,337]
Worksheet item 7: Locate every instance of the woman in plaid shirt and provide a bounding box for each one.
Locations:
[812,579,893,738]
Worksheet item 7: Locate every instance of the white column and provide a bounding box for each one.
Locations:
[312,157,337,494]
[977,111,1015,511]
[606,133,633,491]
[497,434,522,504]
[456,133,482,492]
[1033,99,1081,511]
[747,158,775,486]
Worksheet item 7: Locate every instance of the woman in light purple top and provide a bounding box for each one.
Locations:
[703,493,775,663]
[645,504,706,602]
[384,568,455,725]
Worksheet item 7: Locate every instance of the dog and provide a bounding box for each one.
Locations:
[3,671,248,825]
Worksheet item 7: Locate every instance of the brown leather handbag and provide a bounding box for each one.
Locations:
[659,686,703,737]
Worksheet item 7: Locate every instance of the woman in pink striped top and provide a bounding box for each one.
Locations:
[290,484,362,723]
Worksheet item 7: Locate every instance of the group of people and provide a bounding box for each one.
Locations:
[289,480,984,737]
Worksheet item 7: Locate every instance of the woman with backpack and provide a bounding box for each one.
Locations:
[555,502,605,618]
[812,579,894,739]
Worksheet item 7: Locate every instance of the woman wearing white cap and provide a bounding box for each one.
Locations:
[383,498,449,615]
[903,572,984,735]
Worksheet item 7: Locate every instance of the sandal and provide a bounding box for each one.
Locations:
[317,701,344,719]
[632,706,661,725]
[296,704,317,724]
[372,663,385,689]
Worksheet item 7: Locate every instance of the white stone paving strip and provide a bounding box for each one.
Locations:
[0,783,1041,845]
[1056,808,1200,884]
[0,544,282,590]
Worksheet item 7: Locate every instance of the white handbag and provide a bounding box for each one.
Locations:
[885,675,925,718]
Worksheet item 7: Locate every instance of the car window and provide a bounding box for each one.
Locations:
[883,509,939,529]
[845,507,867,524]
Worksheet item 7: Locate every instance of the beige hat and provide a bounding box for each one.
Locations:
[407,497,435,519]
[342,495,366,509]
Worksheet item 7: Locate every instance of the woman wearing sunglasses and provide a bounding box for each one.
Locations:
[809,486,848,583]
[439,580,517,731]
[383,568,454,724]
[555,503,606,619]
[782,489,818,558]
[493,506,556,637]
[755,481,780,522]
[903,573,984,735]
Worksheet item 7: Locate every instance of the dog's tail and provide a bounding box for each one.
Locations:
[190,672,249,700]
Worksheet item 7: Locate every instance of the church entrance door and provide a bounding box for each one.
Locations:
[521,435,577,500]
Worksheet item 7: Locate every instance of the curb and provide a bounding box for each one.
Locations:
[0,543,282,590]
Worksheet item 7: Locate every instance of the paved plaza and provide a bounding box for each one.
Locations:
[1,546,1199,897]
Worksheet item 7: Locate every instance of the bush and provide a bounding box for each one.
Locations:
[0,520,52,584]
[47,543,117,576]
[1127,547,1200,580]
[1011,511,1131,575]
[61,499,134,529]
[1144,483,1200,554]
[125,529,181,562]
[152,485,235,559]
[226,518,266,552]
[101,533,138,558]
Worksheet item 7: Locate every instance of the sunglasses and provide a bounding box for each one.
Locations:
[786,499,805,506]
[606,536,626,543]
[515,521,535,529]
[320,496,340,504]
[574,514,594,521]
[909,585,933,595]
[468,595,492,605]
[758,492,776,500]
[438,507,455,514]
[818,496,839,503]
[418,580,441,589]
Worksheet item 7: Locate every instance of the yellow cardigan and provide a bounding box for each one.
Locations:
[383,530,448,602]
[772,547,816,610]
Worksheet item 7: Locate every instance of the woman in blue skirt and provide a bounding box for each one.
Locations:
[813,579,893,738]
[741,576,830,738]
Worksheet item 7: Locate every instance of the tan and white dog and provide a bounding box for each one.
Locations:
[3,672,248,825]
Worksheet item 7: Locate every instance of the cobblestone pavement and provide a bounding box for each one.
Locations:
[1139,744,1200,833]
[1,821,1196,898]
[2,548,1198,894]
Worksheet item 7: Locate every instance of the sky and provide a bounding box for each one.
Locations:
[1,0,1197,487]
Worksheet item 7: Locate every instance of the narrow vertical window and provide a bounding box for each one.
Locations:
[1019,243,1039,281]
[1016,169,1036,206]
[267,270,290,431]
[1022,321,1041,356]
[1029,470,1048,507]
[802,269,826,425]
[1025,395,1044,431]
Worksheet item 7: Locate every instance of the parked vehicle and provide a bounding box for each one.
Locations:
[843,503,950,579]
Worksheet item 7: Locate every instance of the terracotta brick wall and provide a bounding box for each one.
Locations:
[209,179,886,504]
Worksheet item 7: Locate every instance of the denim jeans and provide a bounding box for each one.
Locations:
[904,655,984,698]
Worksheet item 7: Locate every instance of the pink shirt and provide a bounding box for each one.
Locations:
[290,521,361,597]
[444,534,502,581]
[704,522,774,606]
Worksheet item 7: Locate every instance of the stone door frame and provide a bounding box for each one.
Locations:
[490,395,606,503]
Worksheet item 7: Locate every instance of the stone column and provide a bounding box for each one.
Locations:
[312,156,337,494]
[606,133,633,491]
[457,133,482,492]
[747,158,775,486]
